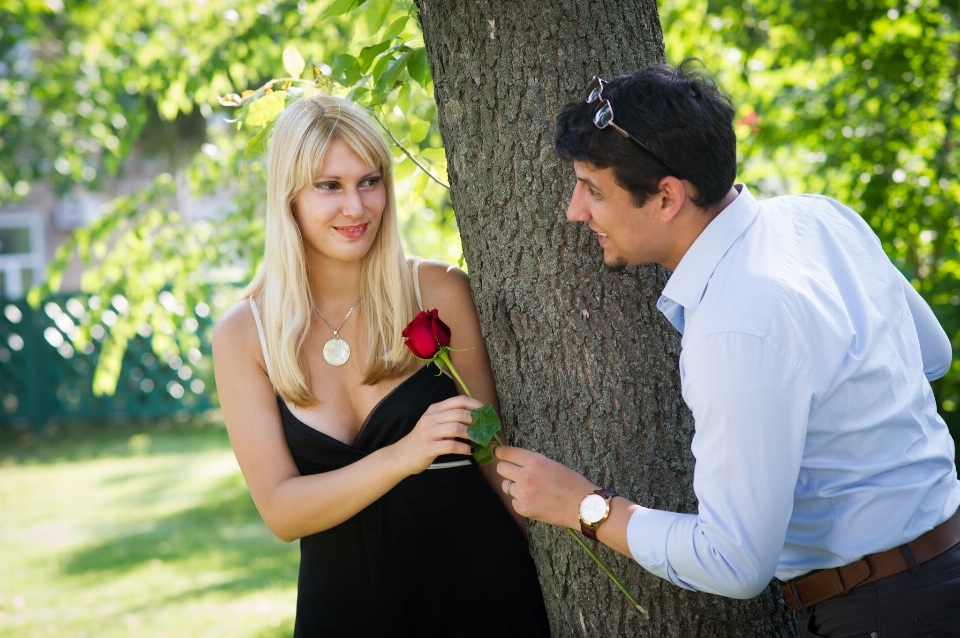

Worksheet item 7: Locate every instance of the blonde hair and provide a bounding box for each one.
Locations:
[245,94,418,406]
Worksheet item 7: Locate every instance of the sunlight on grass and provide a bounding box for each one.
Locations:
[0,420,298,637]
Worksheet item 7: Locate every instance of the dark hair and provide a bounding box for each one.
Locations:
[554,59,737,209]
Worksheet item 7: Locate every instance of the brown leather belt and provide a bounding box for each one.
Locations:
[781,508,960,613]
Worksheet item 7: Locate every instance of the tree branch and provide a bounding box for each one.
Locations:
[373,115,450,189]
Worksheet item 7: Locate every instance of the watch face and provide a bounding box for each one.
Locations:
[579,493,608,524]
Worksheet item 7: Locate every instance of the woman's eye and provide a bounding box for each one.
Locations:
[314,181,340,191]
[360,176,382,189]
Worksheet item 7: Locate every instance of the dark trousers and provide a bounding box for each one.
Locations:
[799,540,960,637]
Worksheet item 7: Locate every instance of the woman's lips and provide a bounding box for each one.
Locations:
[335,223,368,238]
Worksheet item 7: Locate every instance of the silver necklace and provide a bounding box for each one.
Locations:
[313,296,361,366]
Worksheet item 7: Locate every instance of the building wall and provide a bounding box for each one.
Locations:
[0,147,196,298]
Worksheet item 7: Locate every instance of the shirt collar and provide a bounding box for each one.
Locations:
[658,184,759,330]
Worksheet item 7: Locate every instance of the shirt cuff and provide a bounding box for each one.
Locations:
[627,507,681,568]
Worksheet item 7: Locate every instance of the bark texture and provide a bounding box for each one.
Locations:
[416,1,798,636]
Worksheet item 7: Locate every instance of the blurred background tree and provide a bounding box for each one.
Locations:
[2,0,459,399]
[2,0,956,426]
[659,0,960,436]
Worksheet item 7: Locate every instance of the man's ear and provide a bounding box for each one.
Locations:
[656,176,687,222]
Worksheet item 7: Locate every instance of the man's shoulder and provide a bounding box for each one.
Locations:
[689,191,887,383]
[692,201,803,334]
[688,195,843,339]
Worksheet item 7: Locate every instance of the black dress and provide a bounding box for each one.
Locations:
[279,364,551,637]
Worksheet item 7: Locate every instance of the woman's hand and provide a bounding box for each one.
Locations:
[391,395,481,475]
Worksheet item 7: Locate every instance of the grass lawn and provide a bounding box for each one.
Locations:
[0,416,299,637]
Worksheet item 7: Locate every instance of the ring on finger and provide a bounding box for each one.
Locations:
[504,480,514,497]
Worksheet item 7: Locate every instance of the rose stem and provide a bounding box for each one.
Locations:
[437,349,472,398]
[566,529,647,615]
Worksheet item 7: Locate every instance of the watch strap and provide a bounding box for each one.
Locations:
[581,521,600,540]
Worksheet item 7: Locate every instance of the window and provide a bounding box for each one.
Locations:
[0,213,45,299]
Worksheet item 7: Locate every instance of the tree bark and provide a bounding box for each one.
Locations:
[416,1,798,636]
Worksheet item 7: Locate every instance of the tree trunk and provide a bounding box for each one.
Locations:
[416,1,798,636]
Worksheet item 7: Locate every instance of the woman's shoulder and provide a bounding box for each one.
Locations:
[409,257,470,295]
[212,296,260,351]
[408,257,476,317]
[408,257,468,286]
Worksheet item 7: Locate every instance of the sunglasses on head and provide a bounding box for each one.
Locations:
[585,76,679,176]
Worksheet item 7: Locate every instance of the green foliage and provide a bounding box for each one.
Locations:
[467,403,502,464]
[661,0,960,431]
[8,0,460,396]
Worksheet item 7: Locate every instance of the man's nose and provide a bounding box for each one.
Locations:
[565,188,589,222]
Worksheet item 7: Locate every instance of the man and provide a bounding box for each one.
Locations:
[495,61,960,636]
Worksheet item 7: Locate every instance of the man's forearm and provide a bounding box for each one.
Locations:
[594,496,641,558]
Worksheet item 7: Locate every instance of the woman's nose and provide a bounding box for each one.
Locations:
[341,188,364,218]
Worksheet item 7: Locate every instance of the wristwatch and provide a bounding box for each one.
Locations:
[578,488,618,540]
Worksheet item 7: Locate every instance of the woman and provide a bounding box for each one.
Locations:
[213,94,550,637]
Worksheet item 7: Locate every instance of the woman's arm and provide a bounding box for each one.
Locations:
[417,261,528,533]
[213,300,477,542]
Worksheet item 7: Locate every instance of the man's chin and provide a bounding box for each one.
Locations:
[604,255,629,272]
[603,257,630,272]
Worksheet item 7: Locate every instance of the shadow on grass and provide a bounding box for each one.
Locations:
[0,412,232,466]
[63,473,299,594]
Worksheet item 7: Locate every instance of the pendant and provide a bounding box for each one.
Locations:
[322,337,350,366]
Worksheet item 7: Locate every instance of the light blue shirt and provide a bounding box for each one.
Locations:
[626,185,960,598]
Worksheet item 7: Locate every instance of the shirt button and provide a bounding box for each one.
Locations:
[870,633,878,638]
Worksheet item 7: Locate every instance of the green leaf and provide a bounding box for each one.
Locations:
[358,40,392,73]
[348,86,371,105]
[397,81,412,112]
[332,54,362,86]
[244,90,286,128]
[473,445,494,465]
[393,156,417,182]
[409,119,430,143]
[324,0,358,18]
[370,50,393,82]
[384,16,408,40]
[282,46,305,79]
[244,123,273,160]
[362,0,392,35]
[374,51,410,99]
[419,147,447,165]
[467,403,501,448]
[411,170,430,203]
[407,48,429,88]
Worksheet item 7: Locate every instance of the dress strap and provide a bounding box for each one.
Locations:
[248,297,273,383]
[412,256,424,311]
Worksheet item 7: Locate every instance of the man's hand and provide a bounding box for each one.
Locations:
[494,446,598,529]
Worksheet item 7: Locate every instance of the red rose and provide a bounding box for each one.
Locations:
[402,309,452,359]
[400,307,504,465]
